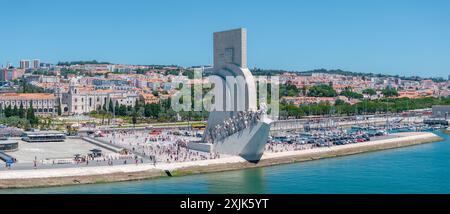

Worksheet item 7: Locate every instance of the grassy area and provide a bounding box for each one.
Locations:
[170,170,194,177]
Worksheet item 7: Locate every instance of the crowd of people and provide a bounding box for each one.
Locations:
[265,141,314,153]
[73,153,138,166]
[204,111,263,144]
[97,129,220,164]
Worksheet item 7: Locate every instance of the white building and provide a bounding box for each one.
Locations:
[0,93,57,116]
[61,78,139,115]
[32,59,40,69]
[19,60,31,69]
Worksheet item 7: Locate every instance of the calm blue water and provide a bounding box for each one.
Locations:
[1,131,449,194]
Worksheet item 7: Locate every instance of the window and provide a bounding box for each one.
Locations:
[225,48,234,64]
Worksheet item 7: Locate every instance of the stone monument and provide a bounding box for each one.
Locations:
[202,28,272,161]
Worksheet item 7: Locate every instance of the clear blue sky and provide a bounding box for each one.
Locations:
[1,0,449,78]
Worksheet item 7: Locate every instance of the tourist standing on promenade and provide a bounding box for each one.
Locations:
[33,156,37,169]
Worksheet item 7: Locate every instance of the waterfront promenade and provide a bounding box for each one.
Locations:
[0,132,442,189]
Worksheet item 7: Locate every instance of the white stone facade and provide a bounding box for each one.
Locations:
[61,79,139,115]
[0,93,57,116]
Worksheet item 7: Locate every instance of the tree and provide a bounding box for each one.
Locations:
[335,99,346,106]
[0,116,31,129]
[19,103,25,118]
[182,70,195,79]
[144,104,151,117]
[26,103,38,127]
[340,87,363,99]
[118,104,127,116]
[21,79,27,93]
[307,84,337,97]
[134,100,141,112]
[382,87,399,97]
[362,88,377,96]
[12,105,18,117]
[20,78,44,93]
[57,101,62,116]
[280,84,300,97]
[131,111,138,126]
[4,105,12,117]
[144,103,161,118]
[108,99,114,113]
[279,97,450,117]
[165,69,180,76]
[114,101,120,115]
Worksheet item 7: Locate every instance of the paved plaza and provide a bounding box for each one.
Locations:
[5,137,114,163]
[96,129,220,163]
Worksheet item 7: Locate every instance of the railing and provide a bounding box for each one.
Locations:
[81,136,125,153]
[0,152,15,163]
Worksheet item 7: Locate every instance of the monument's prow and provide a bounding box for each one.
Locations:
[199,28,272,161]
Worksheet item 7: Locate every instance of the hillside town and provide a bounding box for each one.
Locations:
[1,59,449,176]
[279,72,450,105]
[0,60,449,128]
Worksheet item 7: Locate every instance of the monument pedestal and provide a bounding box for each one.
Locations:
[187,141,214,153]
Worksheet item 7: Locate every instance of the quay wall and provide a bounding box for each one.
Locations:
[445,128,450,134]
[169,132,442,175]
[0,132,442,189]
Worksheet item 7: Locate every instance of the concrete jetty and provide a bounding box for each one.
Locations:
[0,132,443,189]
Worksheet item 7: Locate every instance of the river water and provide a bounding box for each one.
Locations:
[1,131,449,194]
